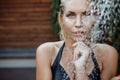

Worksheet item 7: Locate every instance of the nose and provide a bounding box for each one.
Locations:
[75,15,82,28]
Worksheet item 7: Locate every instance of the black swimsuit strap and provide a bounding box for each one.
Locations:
[89,48,101,80]
[90,48,99,67]
[52,42,65,70]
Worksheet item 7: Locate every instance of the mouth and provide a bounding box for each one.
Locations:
[73,31,85,37]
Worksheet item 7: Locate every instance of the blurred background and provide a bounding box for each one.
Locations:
[0,0,120,80]
[0,0,58,80]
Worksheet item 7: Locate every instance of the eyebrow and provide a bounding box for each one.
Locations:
[66,11,75,15]
[68,11,75,13]
[66,8,91,14]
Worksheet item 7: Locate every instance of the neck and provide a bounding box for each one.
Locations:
[64,39,75,54]
[63,38,92,53]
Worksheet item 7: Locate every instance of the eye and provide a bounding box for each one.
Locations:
[83,11,91,16]
[66,11,75,18]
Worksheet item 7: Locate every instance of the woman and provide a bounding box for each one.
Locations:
[36,0,118,80]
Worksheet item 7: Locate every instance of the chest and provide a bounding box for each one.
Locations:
[60,52,102,76]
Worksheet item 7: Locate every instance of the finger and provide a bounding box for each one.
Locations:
[74,48,81,60]
[73,52,77,61]
[72,42,78,48]
[73,54,76,61]
[78,42,86,46]
[72,41,86,48]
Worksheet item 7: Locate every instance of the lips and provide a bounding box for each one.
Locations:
[73,31,85,37]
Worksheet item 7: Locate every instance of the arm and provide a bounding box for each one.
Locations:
[73,42,90,80]
[101,44,118,80]
[36,43,52,80]
[74,56,89,80]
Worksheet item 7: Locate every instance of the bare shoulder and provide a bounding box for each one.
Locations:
[36,41,64,80]
[96,43,118,57]
[36,41,64,65]
[36,41,64,55]
[95,44,118,79]
[96,43,118,78]
[36,42,55,54]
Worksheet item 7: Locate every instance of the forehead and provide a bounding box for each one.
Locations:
[64,0,91,12]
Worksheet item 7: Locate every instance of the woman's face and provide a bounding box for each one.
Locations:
[61,0,96,42]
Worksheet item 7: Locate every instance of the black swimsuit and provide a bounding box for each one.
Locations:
[52,43,101,80]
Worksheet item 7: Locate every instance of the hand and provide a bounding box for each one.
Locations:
[73,41,90,60]
[72,41,91,67]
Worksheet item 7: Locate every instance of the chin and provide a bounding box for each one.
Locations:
[72,37,85,42]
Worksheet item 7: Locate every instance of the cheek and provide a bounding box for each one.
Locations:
[63,16,75,29]
[82,16,96,29]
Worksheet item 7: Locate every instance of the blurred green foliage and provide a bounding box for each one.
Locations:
[51,0,61,38]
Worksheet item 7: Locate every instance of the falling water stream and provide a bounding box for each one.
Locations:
[63,0,120,80]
